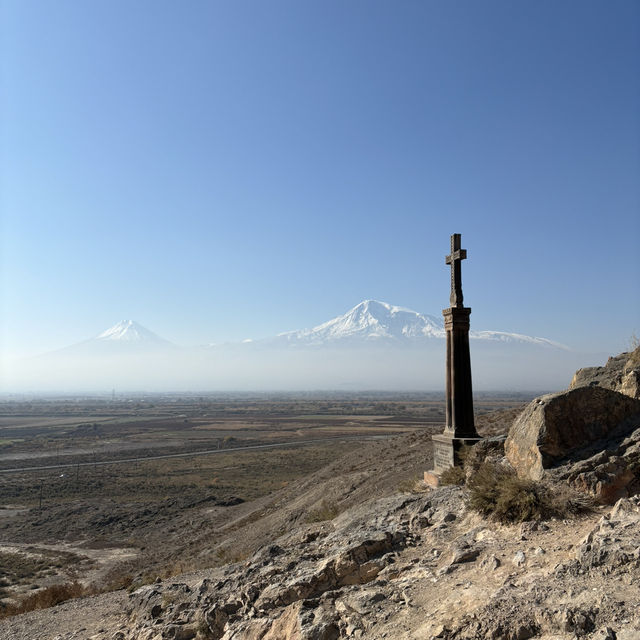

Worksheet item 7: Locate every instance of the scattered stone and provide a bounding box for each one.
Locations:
[449,546,481,565]
[480,554,501,572]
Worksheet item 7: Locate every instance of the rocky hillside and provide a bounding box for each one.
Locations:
[570,346,640,399]
[3,353,640,640]
[118,491,640,640]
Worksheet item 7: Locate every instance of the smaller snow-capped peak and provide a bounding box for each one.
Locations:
[45,320,176,358]
[96,320,168,343]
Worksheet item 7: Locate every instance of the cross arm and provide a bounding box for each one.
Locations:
[445,249,467,265]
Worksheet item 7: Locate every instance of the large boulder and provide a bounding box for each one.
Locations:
[505,387,640,482]
[570,347,640,399]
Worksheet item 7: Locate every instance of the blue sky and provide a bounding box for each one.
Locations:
[1,0,639,359]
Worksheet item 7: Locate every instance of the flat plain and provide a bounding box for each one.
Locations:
[0,391,531,615]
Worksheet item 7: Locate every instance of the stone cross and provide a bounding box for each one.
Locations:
[425,233,481,484]
[445,233,467,308]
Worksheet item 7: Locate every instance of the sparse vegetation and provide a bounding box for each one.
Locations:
[305,499,341,522]
[466,461,593,523]
[0,393,531,619]
[438,464,466,486]
[0,582,86,619]
[397,473,427,493]
[467,463,548,522]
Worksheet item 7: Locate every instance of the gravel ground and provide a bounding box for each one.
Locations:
[0,590,128,640]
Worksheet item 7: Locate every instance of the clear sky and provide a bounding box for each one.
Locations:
[2,0,639,359]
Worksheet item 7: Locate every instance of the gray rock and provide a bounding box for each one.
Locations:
[449,546,481,565]
[480,554,500,571]
[575,497,640,572]
[570,348,640,399]
[505,387,640,482]
[552,428,640,503]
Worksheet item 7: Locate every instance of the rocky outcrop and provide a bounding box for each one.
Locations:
[121,488,640,640]
[436,495,640,640]
[551,425,640,503]
[570,347,640,399]
[504,386,640,483]
[123,489,465,640]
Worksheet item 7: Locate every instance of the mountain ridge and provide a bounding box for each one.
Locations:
[45,300,568,354]
[264,299,568,350]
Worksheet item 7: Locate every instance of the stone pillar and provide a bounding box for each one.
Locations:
[425,234,481,484]
[443,307,475,437]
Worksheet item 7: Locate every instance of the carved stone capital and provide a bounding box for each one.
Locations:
[442,307,471,329]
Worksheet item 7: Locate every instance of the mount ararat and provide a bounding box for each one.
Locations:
[265,300,567,349]
[55,300,567,354]
[8,301,588,392]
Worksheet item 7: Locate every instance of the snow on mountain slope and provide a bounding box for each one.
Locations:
[269,300,566,349]
[275,300,445,345]
[469,330,568,350]
[96,320,171,344]
[48,320,176,357]
[14,304,575,392]
[43,303,566,363]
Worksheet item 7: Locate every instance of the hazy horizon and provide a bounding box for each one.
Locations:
[2,332,608,394]
[2,1,638,386]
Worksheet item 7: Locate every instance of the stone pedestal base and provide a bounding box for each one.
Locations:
[424,432,482,487]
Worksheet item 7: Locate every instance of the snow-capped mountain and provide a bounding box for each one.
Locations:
[49,320,176,357]
[267,300,566,349]
[274,300,444,345]
[95,320,171,344]
[46,304,566,358]
[15,304,579,392]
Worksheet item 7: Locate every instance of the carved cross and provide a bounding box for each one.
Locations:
[445,233,467,307]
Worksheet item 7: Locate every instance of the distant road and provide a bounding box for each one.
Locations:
[0,435,394,474]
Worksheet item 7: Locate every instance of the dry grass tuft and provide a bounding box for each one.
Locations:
[397,473,431,493]
[438,465,466,486]
[0,582,86,619]
[466,462,594,523]
[467,463,548,522]
[305,499,341,523]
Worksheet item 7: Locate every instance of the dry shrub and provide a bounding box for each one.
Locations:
[467,463,547,522]
[547,482,595,516]
[438,465,466,486]
[214,547,249,565]
[467,462,593,523]
[0,582,86,619]
[305,499,340,523]
[437,445,475,486]
[397,473,429,493]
